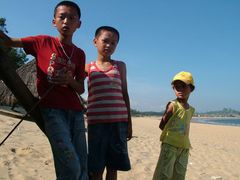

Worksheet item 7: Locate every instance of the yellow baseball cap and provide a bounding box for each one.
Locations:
[172,71,195,90]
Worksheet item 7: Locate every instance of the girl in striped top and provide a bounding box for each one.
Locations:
[85,26,132,180]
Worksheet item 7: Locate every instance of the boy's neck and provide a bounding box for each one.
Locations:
[97,55,112,63]
[176,98,189,109]
[58,35,73,45]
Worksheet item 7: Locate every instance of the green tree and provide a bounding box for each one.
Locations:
[0,18,28,67]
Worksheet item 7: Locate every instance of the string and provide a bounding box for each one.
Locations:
[58,39,75,62]
[0,85,54,146]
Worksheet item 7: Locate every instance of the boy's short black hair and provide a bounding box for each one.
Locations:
[95,26,120,42]
[54,1,81,19]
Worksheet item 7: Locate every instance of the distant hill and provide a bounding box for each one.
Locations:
[196,108,240,117]
[131,109,163,117]
[131,108,240,117]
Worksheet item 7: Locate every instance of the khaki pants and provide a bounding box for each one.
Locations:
[153,143,189,180]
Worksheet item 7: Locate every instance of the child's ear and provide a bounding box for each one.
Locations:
[52,19,56,27]
[93,38,97,46]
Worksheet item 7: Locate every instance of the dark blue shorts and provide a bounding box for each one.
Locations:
[88,122,131,172]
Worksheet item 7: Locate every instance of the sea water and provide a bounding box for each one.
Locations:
[192,118,240,127]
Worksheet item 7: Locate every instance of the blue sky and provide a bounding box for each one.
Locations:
[1,0,240,112]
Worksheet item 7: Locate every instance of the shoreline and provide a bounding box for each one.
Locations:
[1,105,240,120]
[1,106,240,128]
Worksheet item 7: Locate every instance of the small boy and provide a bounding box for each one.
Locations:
[153,71,195,180]
[85,26,132,180]
[0,1,87,179]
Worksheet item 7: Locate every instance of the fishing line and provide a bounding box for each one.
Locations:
[0,85,54,146]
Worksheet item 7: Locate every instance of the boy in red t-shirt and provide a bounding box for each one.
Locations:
[0,1,87,179]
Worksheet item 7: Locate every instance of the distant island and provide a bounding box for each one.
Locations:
[131,108,240,117]
[0,104,239,118]
[195,108,240,117]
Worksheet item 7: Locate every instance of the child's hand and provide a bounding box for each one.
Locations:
[127,122,132,141]
[48,71,73,86]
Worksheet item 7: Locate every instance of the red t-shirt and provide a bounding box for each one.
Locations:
[21,35,85,110]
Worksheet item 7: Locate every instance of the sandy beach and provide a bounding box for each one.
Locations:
[1,114,240,180]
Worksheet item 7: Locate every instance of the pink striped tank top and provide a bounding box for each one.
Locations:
[86,61,128,124]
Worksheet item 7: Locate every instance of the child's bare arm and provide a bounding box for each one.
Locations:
[0,31,23,47]
[84,64,89,79]
[119,61,132,140]
[84,64,88,74]
[159,102,173,130]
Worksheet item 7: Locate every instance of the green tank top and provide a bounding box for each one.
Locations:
[160,99,195,148]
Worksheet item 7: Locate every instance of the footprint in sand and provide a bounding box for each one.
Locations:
[11,147,33,156]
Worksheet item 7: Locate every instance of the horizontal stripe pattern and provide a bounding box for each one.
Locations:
[87,61,128,124]
[87,100,126,109]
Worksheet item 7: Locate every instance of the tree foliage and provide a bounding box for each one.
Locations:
[0,17,28,67]
[131,109,163,117]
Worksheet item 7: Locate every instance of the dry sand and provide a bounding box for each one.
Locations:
[0,115,240,180]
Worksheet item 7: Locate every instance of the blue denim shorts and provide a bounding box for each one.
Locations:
[88,122,131,172]
[41,108,88,180]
